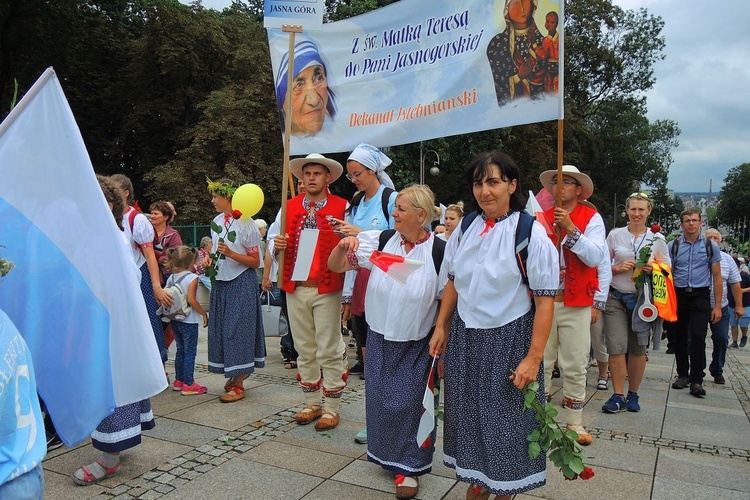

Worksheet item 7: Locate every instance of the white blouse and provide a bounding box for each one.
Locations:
[444,211,559,329]
[210,213,261,281]
[354,230,448,342]
[123,207,155,269]
[607,226,670,294]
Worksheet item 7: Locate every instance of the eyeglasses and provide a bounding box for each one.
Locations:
[549,179,580,187]
[682,218,701,224]
[628,192,649,199]
[345,168,367,181]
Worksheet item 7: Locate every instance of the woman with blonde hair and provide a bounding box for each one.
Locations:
[441,201,464,240]
[329,185,446,499]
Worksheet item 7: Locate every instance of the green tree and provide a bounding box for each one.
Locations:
[717,163,750,242]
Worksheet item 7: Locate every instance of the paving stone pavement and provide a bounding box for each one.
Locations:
[42,328,750,499]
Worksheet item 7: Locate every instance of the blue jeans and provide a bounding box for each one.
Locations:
[709,305,730,376]
[0,464,44,499]
[172,321,199,385]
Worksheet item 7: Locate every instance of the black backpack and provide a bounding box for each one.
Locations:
[377,229,446,275]
[457,210,536,286]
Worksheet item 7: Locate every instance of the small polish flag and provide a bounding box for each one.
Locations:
[369,250,425,285]
[416,357,437,448]
[527,190,554,237]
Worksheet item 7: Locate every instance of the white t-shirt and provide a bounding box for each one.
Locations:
[165,271,201,324]
[607,226,670,294]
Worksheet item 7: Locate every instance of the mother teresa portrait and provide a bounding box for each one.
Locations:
[275,39,338,137]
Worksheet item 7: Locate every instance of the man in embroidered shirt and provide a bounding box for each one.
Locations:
[540,165,606,446]
[270,154,348,431]
[668,210,722,397]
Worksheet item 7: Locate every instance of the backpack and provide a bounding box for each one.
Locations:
[157,272,192,322]
[352,187,396,225]
[458,210,536,287]
[377,229,446,275]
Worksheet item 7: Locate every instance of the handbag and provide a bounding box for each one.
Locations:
[260,291,287,337]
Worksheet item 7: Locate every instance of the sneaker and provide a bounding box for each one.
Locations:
[181,382,208,395]
[626,392,640,412]
[349,362,364,374]
[689,383,706,397]
[355,426,368,444]
[46,432,64,452]
[602,394,628,413]
[713,373,726,385]
[741,336,748,348]
[172,380,184,391]
[347,339,356,348]
[671,376,689,389]
[731,341,739,348]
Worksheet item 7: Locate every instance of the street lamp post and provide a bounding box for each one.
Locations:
[419,142,440,185]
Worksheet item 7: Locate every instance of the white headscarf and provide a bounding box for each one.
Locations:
[347,143,395,190]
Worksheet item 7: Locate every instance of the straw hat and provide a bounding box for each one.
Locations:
[539,165,594,201]
[289,153,343,183]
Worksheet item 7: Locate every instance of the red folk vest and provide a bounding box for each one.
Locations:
[544,203,599,307]
[281,194,348,294]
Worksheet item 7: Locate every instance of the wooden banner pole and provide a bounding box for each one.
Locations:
[277,24,303,282]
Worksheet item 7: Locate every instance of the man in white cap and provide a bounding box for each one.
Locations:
[270,154,348,431]
[539,165,606,446]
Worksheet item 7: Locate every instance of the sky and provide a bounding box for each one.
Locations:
[183,0,750,193]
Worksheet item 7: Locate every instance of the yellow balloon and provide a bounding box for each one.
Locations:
[232,184,264,219]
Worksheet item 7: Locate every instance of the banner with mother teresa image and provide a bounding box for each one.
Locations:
[267,0,563,155]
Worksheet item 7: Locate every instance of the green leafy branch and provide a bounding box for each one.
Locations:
[205,217,239,281]
[519,378,594,481]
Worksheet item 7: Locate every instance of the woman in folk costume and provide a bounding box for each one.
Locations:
[205,178,265,403]
[429,152,558,499]
[72,176,156,486]
[329,185,446,499]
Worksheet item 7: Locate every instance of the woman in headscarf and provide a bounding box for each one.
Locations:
[329,143,398,446]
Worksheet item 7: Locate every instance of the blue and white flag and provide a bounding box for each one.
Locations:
[268,0,564,154]
[0,68,166,446]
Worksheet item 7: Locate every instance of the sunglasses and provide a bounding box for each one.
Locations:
[628,192,649,199]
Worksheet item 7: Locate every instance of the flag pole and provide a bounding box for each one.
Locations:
[555,0,566,250]
[277,24,303,282]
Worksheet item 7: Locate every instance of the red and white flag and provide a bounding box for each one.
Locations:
[369,250,424,285]
[416,357,437,448]
[527,190,554,237]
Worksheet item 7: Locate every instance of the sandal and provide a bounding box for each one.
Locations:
[552,366,561,379]
[284,359,298,369]
[395,475,419,499]
[72,458,121,485]
[597,378,608,390]
[466,484,490,500]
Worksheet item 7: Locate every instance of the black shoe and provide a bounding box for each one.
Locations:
[349,362,364,374]
[665,347,675,354]
[713,374,726,385]
[731,341,739,349]
[671,376,689,389]
[46,433,63,451]
[741,336,748,348]
[689,383,706,397]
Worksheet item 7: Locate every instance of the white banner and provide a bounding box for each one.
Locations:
[267,0,563,155]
